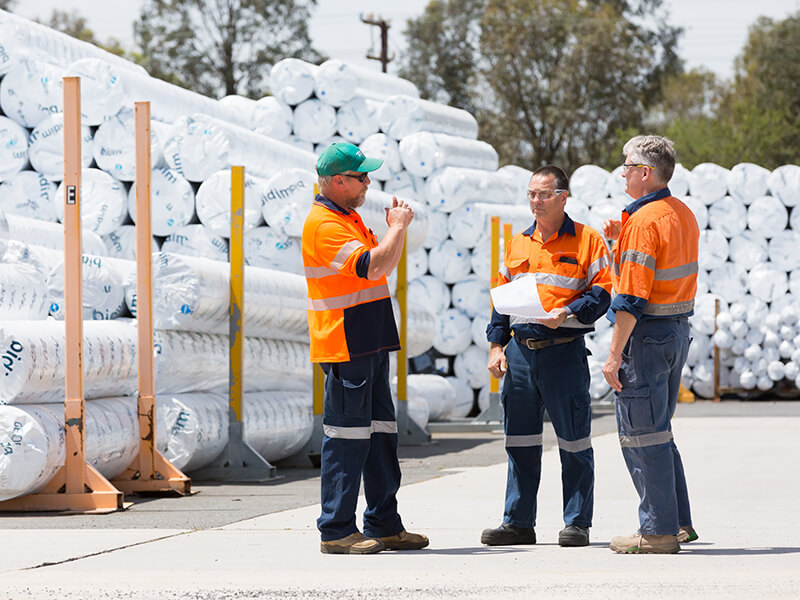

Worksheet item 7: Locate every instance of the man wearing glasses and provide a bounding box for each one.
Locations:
[602,135,699,554]
[302,142,429,554]
[482,165,612,548]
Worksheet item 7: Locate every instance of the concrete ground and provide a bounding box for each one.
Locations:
[1,400,798,599]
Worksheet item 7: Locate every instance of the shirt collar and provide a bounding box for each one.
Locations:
[522,213,576,238]
[623,187,671,216]
[314,193,351,216]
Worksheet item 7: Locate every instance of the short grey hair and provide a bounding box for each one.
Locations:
[318,175,333,187]
[623,135,675,184]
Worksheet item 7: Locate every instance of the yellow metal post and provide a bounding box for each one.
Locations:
[489,217,501,395]
[0,77,123,513]
[113,102,190,495]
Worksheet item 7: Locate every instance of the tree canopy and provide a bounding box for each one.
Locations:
[134,0,324,99]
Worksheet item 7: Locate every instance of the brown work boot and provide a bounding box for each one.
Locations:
[320,532,385,554]
[377,530,429,550]
[677,526,699,543]
[610,533,679,554]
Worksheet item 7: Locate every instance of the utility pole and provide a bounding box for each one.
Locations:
[360,14,392,73]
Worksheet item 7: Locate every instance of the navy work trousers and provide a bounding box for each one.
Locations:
[501,336,595,529]
[316,350,404,542]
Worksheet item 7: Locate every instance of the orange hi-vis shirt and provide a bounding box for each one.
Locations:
[302,195,400,363]
[609,188,699,320]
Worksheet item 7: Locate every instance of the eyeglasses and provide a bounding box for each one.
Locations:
[340,172,369,183]
[621,163,652,174]
[527,189,566,200]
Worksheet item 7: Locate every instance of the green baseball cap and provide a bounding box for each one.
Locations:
[316,142,383,176]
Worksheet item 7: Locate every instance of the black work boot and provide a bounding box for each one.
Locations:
[558,525,590,547]
[481,523,536,546]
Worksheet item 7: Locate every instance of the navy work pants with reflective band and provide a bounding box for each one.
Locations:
[501,336,594,529]
[615,316,693,535]
[317,350,404,542]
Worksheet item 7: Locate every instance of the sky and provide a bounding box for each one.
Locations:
[11,0,800,81]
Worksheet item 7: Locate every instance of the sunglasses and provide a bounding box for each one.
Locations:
[340,172,369,183]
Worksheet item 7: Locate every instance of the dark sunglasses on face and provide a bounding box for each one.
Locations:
[340,172,369,183]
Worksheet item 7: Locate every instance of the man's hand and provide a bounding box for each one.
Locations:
[385,197,414,229]
[603,219,622,241]
[487,343,507,379]
[537,307,568,329]
[602,352,623,392]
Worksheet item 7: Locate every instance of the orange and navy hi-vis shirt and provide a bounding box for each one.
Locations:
[302,194,400,363]
[486,214,612,346]
[609,187,699,321]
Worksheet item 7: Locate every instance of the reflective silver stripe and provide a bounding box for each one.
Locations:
[307,283,390,311]
[559,319,592,329]
[535,272,586,291]
[619,430,674,448]
[510,314,540,326]
[654,261,698,281]
[620,249,656,271]
[371,420,398,434]
[508,314,592,328]
[613,263,620,277]
[557,436,592,452]
[510,272,535,282]
[330,240,363,270]
[324,424,372,439]
[500,265,511,279]
[586,255,610,282]
[643,299,695,316]
[505,434,543,447]
[304,265,339,278]
[324,420,399,439]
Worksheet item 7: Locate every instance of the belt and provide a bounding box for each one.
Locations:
[517,336,577,350]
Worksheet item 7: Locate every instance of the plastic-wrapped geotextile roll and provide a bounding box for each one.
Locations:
[698,229,729,271]
[261,168,315,238]
[0,260,49,320]
[102,225,160,261]
[454,344,489,390]
[0,59,62,128]
[354,133,402,182]
[469,236,506,282]
[0,170,58,222]
[768,231,800,271]
[313,135,349,155]
[156,393,228,472]
[46,254,131,321]
[154,330,311,395]
[0,319,139,405]
[243,227,303,274]
[498,165,533,203]
[569,165,610,206]
[163,113,317,182]
[727,163,770,204]
[586,199,624,236]
[382,171,424,204]
[565,197,591,227]
[292,98,337,143]
[422,210,448,250]
[243,391,313,463]
[161,224,229,262]
[424,167,517,213]
[428,239,472,285]
[195,169,266,237]
[390,379,430,431]
[379,95,478,140]
[399,131,499,178]
[406,248,429,282]
[0,9,147,75]
[470,316,490,351]
[689,293,727,337]
[151,252,308,341]
[334,96,381,144]
[689,163,730,204]
[360,188,428,254]
[27,112,94,181]
[93,108,169,181]
[314,59,420,107]
[747,264,788,303]
[707,263,748,303]
[218,94,260,126]
[0,213,107,255]
[447,202,531,249]
[728,231,768,270]
[125,167,195,237]
[390,298,435,358]
[55,168,128,236]
[768,165,800,207]
[451,276,490,319]
[252,96,293,140]
[409,275,451,316]
[445,376,475,419]
[682,196,708,231]
[0,397,140,502]
[404,374,456,422]
[707,195,747,237]
[0,115,28,181]
[434,307,473,356]
[269,58,317,105]
[63,58,130,125]
[746,195,788,238]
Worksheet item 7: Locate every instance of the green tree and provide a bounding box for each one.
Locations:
[135,0,324,99]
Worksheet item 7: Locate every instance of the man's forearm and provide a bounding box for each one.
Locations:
[367,226,406,280]
[609,310,637,357]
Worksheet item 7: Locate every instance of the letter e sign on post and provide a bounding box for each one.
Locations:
[66,185,77,205]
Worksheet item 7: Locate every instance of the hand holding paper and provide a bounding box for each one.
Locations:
[490,274,552,319]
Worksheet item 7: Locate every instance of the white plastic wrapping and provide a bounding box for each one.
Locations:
[380,95,478,140]
[102,225,160,261]
[161,224,229,262]
[707,195,747,237]
[93,108,169,181]
[0,59,62,128]
[768,231,800,271]
[445,376,475,419]
[242,228,303,274]
[336,96,381,144]
[408,275,451,316]
[252,96,293,140]
[126,167,196,237]
[195,169,266,237]
[0,216,106,257]
[405,374,456,422]
[390,299,435,358]
[27,112,94,181]
[292,98,337,143]
[269,58,317,105]
[399,131,499,178]
[767,165,800,207]
[361,188,428,254]
[728,231,768,269]
[433,307,473,355]
[427,239,472,284]
[0,115,29,180]
[727,162,770,204]
[54,168,129,236]
[357,133,402,182]
[746,195,788,238]
[447,202,531,249]
[0,260,49,320]
[453,344,489,389]
[63,58,131,125]
[689,163,729,203]
[451,276,491,319]
[0,170,58,222]
[46,254,130,321]
[424,167,517,213]
[261,168,316,238]
[570,165,609,206]
[314,59,419,106]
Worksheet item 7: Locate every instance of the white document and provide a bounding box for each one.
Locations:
[490,275,551,318]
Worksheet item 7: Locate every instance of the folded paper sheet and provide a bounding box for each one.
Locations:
[490,275,550,319]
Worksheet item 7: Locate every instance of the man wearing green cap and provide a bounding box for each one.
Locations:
[302,142,429,554]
